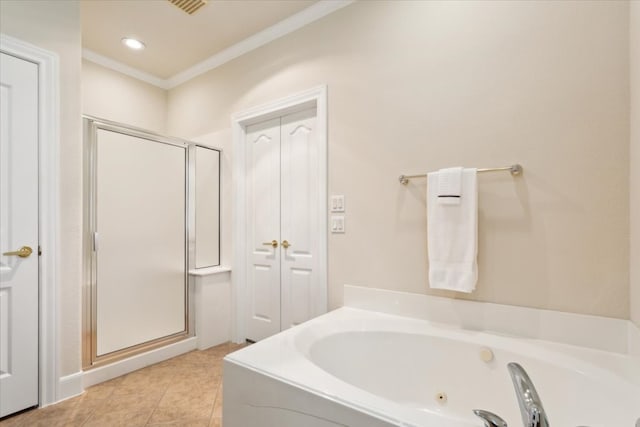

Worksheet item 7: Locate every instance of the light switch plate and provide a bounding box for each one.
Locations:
[330,195,345,212]
[331,215,345,233]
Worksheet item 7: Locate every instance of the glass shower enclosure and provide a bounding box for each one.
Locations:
[82,116,220,368]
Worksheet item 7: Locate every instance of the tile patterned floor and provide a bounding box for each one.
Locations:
[0,342,246,427]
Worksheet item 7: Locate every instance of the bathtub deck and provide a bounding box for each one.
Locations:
[224,307,640,427]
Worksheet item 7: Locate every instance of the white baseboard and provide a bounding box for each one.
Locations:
[82,337,197,389]
[56,371,84,404]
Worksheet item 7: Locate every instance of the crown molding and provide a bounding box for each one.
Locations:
[82,48,170,89]
[166,0,354,88]
[82,0,354,91]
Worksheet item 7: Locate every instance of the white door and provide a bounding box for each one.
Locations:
[0,52,39,417]
[280,109,322,330]
[245,108,323,342]
[246,118,282,340]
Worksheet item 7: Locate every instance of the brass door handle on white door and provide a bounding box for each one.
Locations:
[281,240,291,249]
[263,240,278,248]
[3,246,33,258]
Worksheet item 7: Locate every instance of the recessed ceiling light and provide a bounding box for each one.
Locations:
[121,37,145,50]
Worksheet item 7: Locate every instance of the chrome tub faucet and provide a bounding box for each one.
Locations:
[473,362,550,427]
[507,362,549,427]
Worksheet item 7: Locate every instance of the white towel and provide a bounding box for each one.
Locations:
[427,168,478,293]
[436,167,463,205]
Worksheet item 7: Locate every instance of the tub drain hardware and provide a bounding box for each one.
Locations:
[435,392,447,404]
[479,347,494,363]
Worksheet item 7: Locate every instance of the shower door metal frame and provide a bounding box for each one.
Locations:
[82,116,196,369]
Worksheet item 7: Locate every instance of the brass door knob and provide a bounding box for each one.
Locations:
[262,240,278,248]
[3,246,33,258]
[281,240,291,249]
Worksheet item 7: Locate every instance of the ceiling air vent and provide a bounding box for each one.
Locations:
[168,0,208,15]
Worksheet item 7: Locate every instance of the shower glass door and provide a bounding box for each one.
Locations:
[84,118,190,366]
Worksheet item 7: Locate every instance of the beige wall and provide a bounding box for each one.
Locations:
[82,59,168,133]
[0,0,82,376]
[168,0,630,318]
[631,0,640,327]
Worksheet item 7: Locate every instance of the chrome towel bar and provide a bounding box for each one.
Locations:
[399,164,522,185]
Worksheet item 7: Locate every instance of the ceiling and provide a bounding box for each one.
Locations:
[81,0,318,80]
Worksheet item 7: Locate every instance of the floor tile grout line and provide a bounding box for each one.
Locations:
[143,372,174,426]
[202,382,220,426]
[77,401,100,427]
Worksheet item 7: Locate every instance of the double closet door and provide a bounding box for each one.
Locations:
[246,108,324,342]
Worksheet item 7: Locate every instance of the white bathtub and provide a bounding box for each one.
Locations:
[224,294,640,426]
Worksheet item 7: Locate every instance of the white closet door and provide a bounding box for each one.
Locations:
[0,52,39,417]
[96,130,186,355]
[245,118,281,342]
[280,108,321,330]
